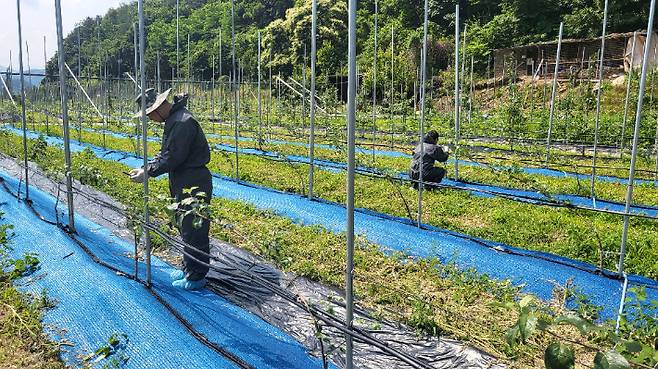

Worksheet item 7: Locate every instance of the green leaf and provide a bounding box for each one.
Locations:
[622,340,642,354]
[594,350,630,369]
[555,313,596,335]
[544,342,575,369]
[519,312,538,341]
[519,295,535,309]
[506,324,520,348]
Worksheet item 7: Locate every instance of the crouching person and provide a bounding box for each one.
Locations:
[409,130,449,190]
[129,88,212,290]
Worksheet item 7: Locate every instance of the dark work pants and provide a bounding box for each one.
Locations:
[171,167,212,281]
[410,167,446,190]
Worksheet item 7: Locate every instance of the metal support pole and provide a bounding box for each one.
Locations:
[176,0,180,82]
[55,0,75,231]
[545,22,563,165]
[390,25,394,149]
[64,63,109,137]
[460,24,467,122]
[619,0,656,276]
[231,0,239,179]
[468,55,474,125]
[133,23,140,152]
[157,50,161,93]
[268,45,272,140]
[454,5,461,180]
[138,0,152,286]
[418,0,429,227]
[77,29,82,142]
[590,0,609,199]
[26,41,33,131]
[187,33,191,92]
[621,32,637,158]
[309,0,317,199]
[257,31,262,144]
[16,0,29,200]
[211,54,216,133]
[371,0,378,160]
[44,62,50,133]
[0,74,15,106]
[219,30,223,131]
[345,0,357,364]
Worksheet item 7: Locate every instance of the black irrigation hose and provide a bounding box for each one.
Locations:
[0,177,257,369]
[22,172,437,369]
[140,224,435,369]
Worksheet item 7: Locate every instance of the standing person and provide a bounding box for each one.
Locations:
[129,88,212,290]
[409,130,449,190]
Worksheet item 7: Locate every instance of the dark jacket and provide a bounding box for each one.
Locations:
[147,95,211,199]
[410,137,449,176]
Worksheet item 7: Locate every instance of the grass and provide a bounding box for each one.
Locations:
[0,211,65,369]
[3,119,658,367]
[11,124,658,280]
[0,127,605,368]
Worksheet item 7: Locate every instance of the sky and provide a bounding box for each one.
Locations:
[1,0,128,70]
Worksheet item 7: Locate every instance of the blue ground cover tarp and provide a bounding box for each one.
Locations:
[205,132,658,186]
[0,171,327,369]
[79,125,658,217]
[4,126,658,321]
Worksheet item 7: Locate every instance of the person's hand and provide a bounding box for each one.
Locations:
[129,168,145,183]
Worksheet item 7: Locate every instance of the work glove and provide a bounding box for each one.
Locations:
[129,168,145,183]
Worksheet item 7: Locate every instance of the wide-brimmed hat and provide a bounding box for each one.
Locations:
[133,88,171,118]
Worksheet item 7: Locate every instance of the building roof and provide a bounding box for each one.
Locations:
[493,31,639,53]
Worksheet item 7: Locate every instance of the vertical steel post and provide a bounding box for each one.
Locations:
[621,32,638,158]
[187,33,191,92]
[302,46,307,150]
[454,5,460,180]
[258,31,262,144]
[545,22,563,165]
[390,25,394,149]
[43,35,49,135]
[176,0,180,82]
[133,23,140,152]
[619,0,656,276]
[371,0,378,160]
[468,55,474,125]
[460,24,467,122]
[345,0,357,364]
[211,54,216,133]
[77,29,82,142]
[309,0,317,199]
[231,0,239,179]
[590,0,609,198]
[16,0,29,199]
[26,41,33,131]
[219,30,223,133]
[55,0,75,231]
[157,51,161,93]
[268,44,273,140]
[138,0,152,285]
[418,0,429,227]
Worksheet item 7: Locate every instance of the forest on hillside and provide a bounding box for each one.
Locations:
[45,0,655,88]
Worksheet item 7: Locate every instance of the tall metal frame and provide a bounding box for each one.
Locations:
[138,0,152,285]
[54,0,75,231]
[16,0,29,199]
[545,23,563,165]
[308,0,318,199]
[345,0,357,365]
[619,0,656,276]
[590,0,609,199]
